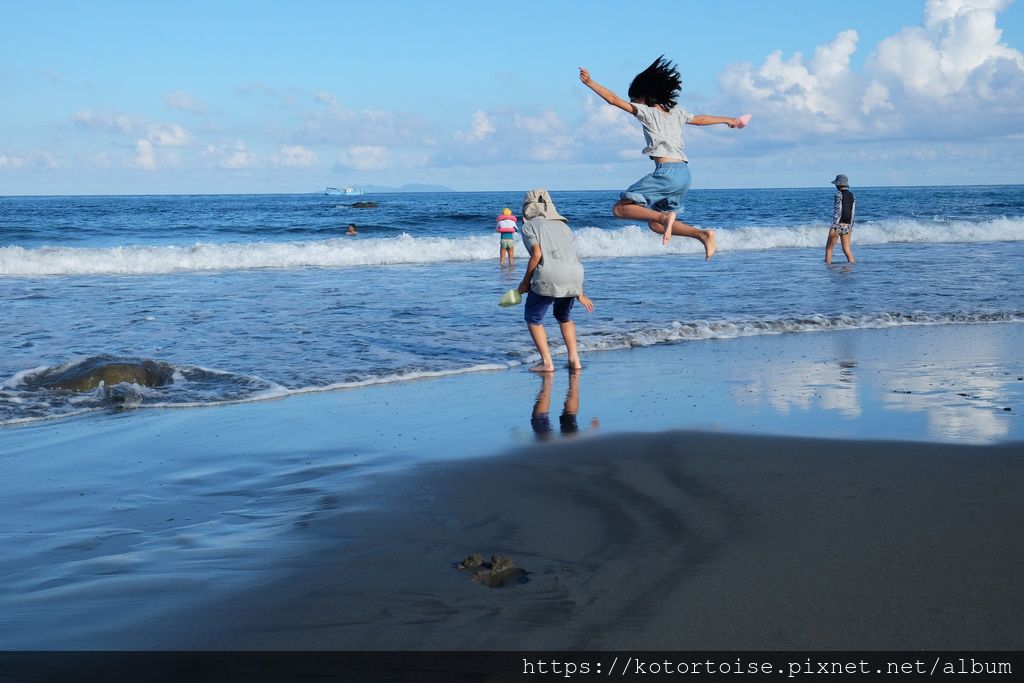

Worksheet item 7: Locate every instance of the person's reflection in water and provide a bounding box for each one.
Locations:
[558,371,580,434]
[531,371,597,441]
[530,372,554,441]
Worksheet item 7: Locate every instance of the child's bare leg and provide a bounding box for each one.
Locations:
[616,200,715,257]
[527,323,555,372]
[613,200,675,244]
[558,320,582,369]
[824,230,838,264]
[664,219,717,259]
[840,233,855,263]
[659,211,677,245]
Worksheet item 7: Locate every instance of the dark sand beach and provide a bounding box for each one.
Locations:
[152,432,1024,651]
[1,323,1022,650]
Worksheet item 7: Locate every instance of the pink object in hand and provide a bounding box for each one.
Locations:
[736,113,752,128]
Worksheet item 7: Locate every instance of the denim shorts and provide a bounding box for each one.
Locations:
[524,291,575,325]
[621,161,691,212]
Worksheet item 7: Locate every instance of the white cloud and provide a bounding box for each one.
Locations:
[859,82,893,114]
[430,99,636,167]
[163,91,208,114]
[718,29,859,132]
[512,110,566,136]
[335,145,390,171]
[204,141,258,169]
[134,140,157,170]
[272,145,317,168]
[290,95,430,147]
[441,105,590,165]
[73,110,136,135]
[454,110,496,144]
[508,111,573,161]
[576,95,646,155]
[146,123,191,146]
[0,151,58,170]
[869,0,1023,101]
[73,111,192,146]
[333,146,430,171]
[714,0,1024,145]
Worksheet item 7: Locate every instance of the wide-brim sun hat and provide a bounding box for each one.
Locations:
[522,188,567,222]
[831,174,849,186]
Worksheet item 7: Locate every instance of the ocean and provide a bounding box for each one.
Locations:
[2,186,1023,426]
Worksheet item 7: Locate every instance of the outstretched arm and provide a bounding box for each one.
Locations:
[579,67,636,115]
[689,114,743,127]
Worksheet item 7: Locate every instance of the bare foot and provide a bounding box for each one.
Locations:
[660,211,677,245]
[530,363,555,373]
[704,229,717,260]
[566,357,582,370]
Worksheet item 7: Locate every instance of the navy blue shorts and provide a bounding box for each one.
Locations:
[524,291,575,325]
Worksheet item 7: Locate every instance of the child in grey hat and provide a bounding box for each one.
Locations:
[516,189,595,372]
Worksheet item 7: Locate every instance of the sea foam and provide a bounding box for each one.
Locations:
[2,217,1022,276]
[3,311,1020,427]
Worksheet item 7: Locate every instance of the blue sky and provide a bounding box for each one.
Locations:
[2,0,1023,194]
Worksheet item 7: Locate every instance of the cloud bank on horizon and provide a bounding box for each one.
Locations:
[2,0,1022,193]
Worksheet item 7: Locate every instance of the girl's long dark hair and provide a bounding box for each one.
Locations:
[627,55,681,109]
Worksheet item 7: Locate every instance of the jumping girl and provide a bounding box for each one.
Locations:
[579,56,747,259]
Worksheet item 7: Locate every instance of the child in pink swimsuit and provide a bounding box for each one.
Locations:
[496,208,518,266]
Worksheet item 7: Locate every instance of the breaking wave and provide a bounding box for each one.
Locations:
[3,216,1022,276]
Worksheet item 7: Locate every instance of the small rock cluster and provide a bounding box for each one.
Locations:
[456,554,529,588]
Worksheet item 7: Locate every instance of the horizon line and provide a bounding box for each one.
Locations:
[4,182,1023,199]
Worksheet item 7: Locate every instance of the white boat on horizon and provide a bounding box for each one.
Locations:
[325,186,366,196]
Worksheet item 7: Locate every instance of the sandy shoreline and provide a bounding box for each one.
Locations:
[147,431,1024,650]
[0,322,1021,649]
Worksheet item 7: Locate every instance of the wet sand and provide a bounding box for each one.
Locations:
[139,431,1024,651]
[1,323,1022,650]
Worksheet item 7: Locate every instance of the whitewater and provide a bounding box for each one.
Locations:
[2,186,1022,424]
[3,217,1023,276]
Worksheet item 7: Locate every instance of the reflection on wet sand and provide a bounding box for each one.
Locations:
[882,360,1015,442]
[728,327,1020,443]
[530,371,599,441]
[732,357,863,418]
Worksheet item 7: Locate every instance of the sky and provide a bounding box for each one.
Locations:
[2,0,1023,195]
